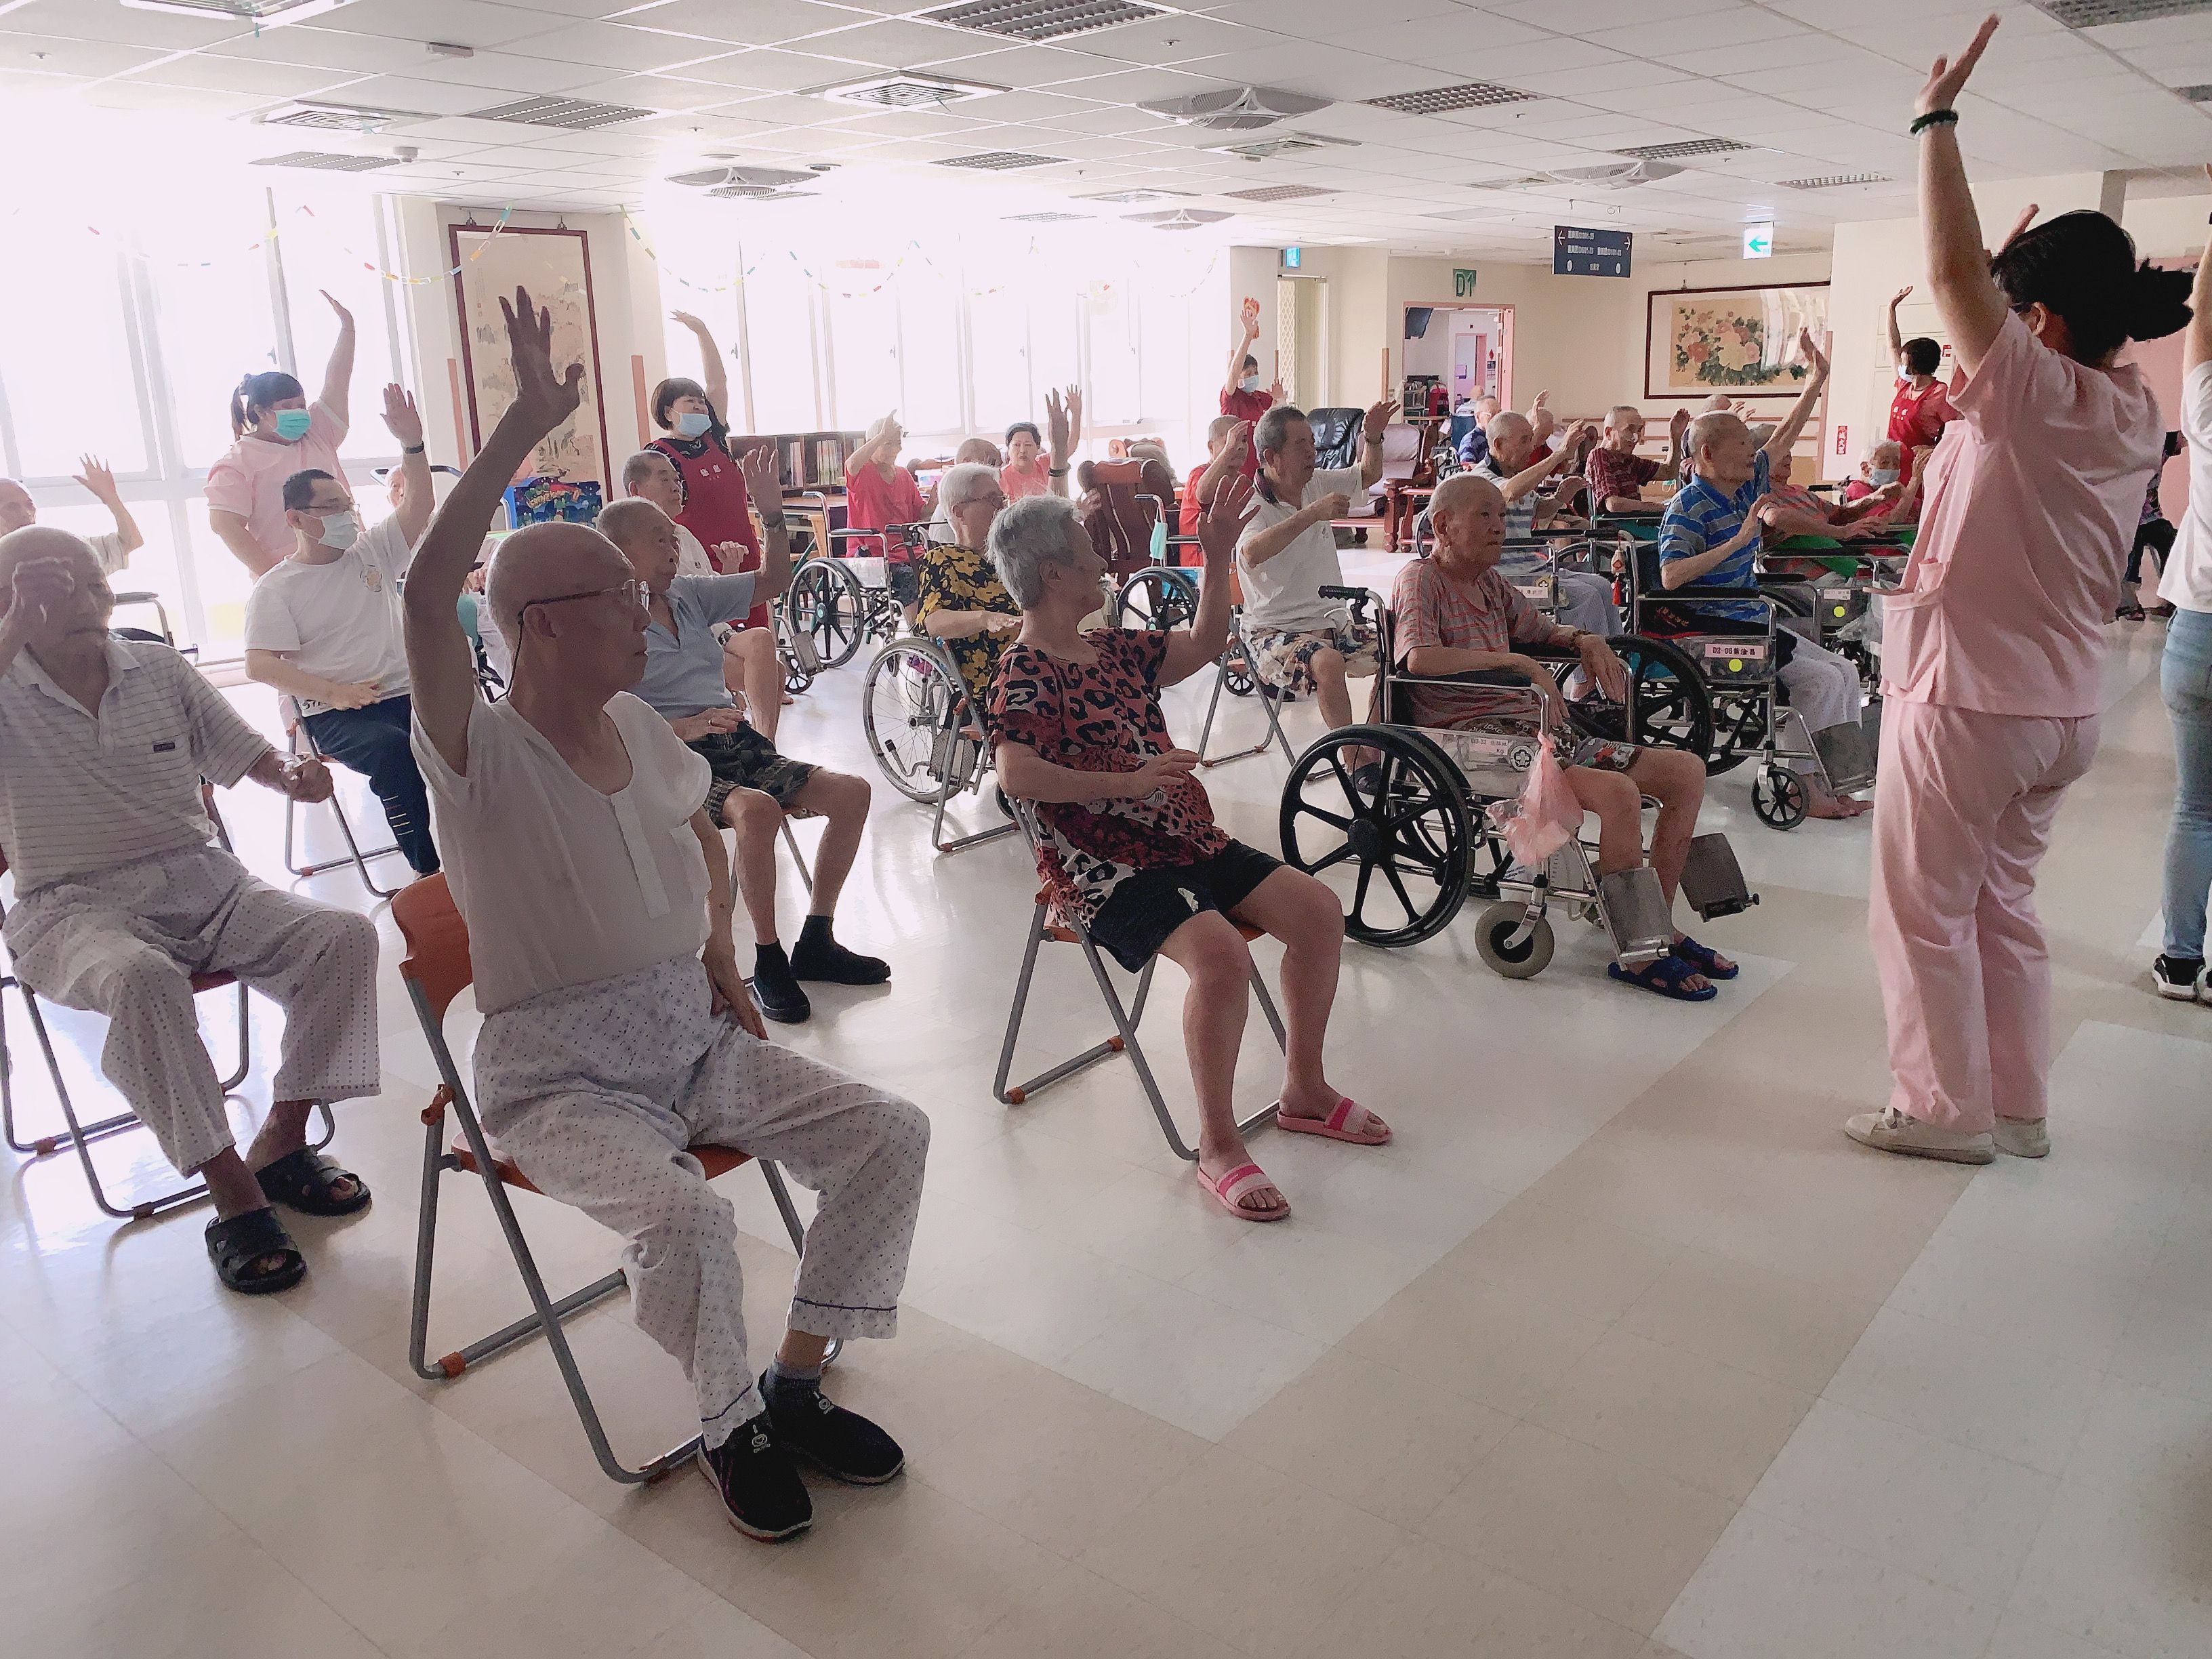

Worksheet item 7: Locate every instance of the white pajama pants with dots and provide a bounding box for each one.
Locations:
[2,846,382,1174]
[473,954,930,1448]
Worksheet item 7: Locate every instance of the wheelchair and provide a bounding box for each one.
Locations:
[1612,533,1879,830]
[785,525,916,668]
[857,633,1019,854]
[1276,588,1755,975]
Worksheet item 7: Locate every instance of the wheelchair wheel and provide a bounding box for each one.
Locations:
[1279,724,1471,948]
[780,649,815,696]
[1115,567,1199,632]
[1705,692,1767,777]
[1562,636,1715,764]
[1473,901,1555,980]
[861,642,964,804]
[1752,764,1808,830]
[1223,642,1257,697]
[787,559,867,668]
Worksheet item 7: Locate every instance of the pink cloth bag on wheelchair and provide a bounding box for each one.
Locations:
[1496,733,1582,867]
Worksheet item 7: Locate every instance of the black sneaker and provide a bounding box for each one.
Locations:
[752,943,811,1024]
[2153,955,2206,1002]
[761,1371,905,1485]
[790,922,890,986]
[697,1413,812,1541]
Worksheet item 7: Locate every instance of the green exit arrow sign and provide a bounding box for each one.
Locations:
[1742,222,1774,260]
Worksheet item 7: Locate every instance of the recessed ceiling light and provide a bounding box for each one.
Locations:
[464,96,651,131]
[1366,82,1539,115]
[1778,172,1891,189]
[936,150,1063,169]
[125,0,342,17]
[1071,187,1195,203]
[2177,83,2212,101]
[1004,211,1094,221]
[921,0,1167,43]
[1222,184,1334,203]
[250,150,403,172]
[817,73,1005,110]
[1211,131,1358,161]
[257,100,428,133]
[1614,138,1750,161]
[2038,0,2211,26]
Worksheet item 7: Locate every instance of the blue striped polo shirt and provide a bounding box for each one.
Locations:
[1659,449,1768,621]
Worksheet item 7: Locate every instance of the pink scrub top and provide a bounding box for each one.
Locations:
[1881,313,2163,718]
[204,399,350,572]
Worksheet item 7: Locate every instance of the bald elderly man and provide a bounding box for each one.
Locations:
[1471,409,1620,638]
[0,458,144,576]
[0,525,380,1294]
[402,287,926,1544]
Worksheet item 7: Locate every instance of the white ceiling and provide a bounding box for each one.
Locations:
[2,0,2208,258]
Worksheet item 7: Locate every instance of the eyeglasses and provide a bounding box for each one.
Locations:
[518,579,649,623]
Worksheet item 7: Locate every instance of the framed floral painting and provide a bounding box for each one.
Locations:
[1645,283,1830,399]
[451,224,612,490]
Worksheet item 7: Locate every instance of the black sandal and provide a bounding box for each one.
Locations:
[205,1209,306,1296]
[254,1147,373,1217]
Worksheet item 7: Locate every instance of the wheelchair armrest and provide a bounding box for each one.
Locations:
[1659,585,1769,603]
[1318,584,1374,623]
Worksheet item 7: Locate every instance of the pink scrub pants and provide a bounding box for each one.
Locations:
[1869,699,2100,1132]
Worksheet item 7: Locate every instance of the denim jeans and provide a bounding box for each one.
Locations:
[2162,607,2212,960]
[303,694,439,876]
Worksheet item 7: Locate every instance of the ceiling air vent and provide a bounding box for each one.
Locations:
[1547,160,1683,188]
[1004,211,1093,221]
[1367,82,1539,115]
[464,96,651,130]
[1780,171,1891,189]
[1139,87,1333,131]
[1466,176,1551,190]
[123,0,337,18]
[250,150,402,172]
[1126,207,1233,230]
[258,100,427,133]
[1223,184,1334,203]
[818,73,1004,109]
[1072,187,1195,203]
[937,150,1062,169]
[2037,0,2211,26]
[1614,138,1750,161]
[1212,131,1359,161]
[667,164,819,190]
[711,186,816,201]
[921,0,1164,41]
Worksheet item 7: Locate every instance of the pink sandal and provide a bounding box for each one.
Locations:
[1275,1096,1391,1146]
[1197,1162,1290,1222]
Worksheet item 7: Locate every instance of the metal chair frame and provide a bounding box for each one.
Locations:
[281,706,406,899]
[994,800,1284,1161]
[1197,607,1295,769]
[392,874,831,1488]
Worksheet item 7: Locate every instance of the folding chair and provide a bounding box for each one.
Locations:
[992,801,1284,1161]
[0,827,332,1221]
[1196,607,1294,769]
[280,699,405,899]
[392,874,832,1487]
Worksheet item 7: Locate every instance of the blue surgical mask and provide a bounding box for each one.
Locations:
[1239,375,1260,394]
[1149,518,1167,564]
[315,509,361,552]
[1868,467,1898,487]
[674,411,712,438]
[274,409,313,441]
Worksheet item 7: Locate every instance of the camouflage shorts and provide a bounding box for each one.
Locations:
[1244,617,1380,695]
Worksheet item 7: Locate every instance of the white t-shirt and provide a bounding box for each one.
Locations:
[242,514,413,716]
[674,522,716,578]
[411,692,713,1015]
[86,529,129,575]
[2159,361,2212,615]
[1235,464,1362,633]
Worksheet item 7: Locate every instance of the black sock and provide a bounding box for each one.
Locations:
[756,940,793,977]
[797,914,834,951]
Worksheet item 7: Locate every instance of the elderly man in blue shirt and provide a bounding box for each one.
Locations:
[599,495,888,1022]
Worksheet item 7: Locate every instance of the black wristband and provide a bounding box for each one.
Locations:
[402,443,426,455]
[1910,109,1957,135]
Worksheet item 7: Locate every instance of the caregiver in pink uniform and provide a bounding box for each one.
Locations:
[1847,13,2195,1166]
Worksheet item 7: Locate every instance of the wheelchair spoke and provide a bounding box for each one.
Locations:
[1306,840,1357,875]
[1380,857,1418,923]
[1353,857,1376,918]
[1297,804,1353,833]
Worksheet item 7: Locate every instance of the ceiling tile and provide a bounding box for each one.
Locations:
[0,0,240,50]
[503,22,731,73]
[0,32,169,79]
[295,0,551,49]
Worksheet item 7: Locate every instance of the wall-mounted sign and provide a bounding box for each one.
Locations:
[1742,222,1774,260]
[1835,424,1849,457]
[1553,226,1631,278]
[1453,267,1479,297]
[1282,245,1303,269]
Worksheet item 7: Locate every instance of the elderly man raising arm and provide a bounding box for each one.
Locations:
[1588,406,1689,515]
[0,529,380,1293]
[0,456,144,575]
[1658,331,1868,820]
[1473,410,1620,637]
[990,480,1380,1223]
[1234,399,1395,732]
[403,288,926,1544]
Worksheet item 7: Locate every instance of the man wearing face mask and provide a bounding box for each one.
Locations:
[243,384,439,876]
[1221,299,1282,478]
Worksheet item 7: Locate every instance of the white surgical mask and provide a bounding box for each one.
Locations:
[315,509,361,552]
[1868,467,1898,488]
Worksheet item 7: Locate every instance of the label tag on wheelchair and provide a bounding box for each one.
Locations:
[1435,729,1536,775]
[1515,584,1552,604]
[1701,640,1767,662]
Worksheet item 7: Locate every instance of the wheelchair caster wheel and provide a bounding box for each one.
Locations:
[1474,902,1554,980]
[1753,766,1808,830]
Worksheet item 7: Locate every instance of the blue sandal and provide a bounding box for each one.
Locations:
[1608,954,1719,1003]
[1671,935,1738,981]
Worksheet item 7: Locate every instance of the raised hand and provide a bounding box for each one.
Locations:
[4,556,77,634]
[1559,419,1597,454]
[1197,473,1254,565]
[1063,385,1083,446]
[73,455,120,504]
[1225,419,1253,464]
[1996,203,2038,258]
[497,285,584,434]
[737,443,781,505]
[1669,407,1692,441]
[1919,12,1997,117]
[1891,285,1914,310]
[380,383,424,449]
[1363,397,1400,442]
[1240,295,1261,334]
[1797,329,1829,377]
[1312,490,1353,521]
[1530,388,1551,411]
[670,309,708,333]
[321,289,354,329]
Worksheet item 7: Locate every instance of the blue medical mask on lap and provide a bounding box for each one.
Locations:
[274,409,313,441]
[1868,467,1898,487]
[674,411,712,438]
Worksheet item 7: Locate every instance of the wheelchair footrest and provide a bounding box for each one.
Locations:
[1681,832,1759,922]
[1813,719,1877,795]
[1599,867,1675,968]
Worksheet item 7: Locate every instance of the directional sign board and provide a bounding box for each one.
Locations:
[1742,222,1774,260]
[1553,225,1632,278]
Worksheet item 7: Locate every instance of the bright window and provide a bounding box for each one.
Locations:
[742,258,819,432]
[0,243,148,480]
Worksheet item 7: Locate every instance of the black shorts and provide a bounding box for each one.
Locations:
[886,562,920,607]
[690,724,816,821]
[1085,840,1283,973]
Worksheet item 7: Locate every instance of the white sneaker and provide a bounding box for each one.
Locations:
[1843,1106,1994,1165]
[2152,956,2207,1002]
[1992,1118,2049,1159]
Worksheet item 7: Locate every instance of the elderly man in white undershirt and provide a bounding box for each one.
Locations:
[403,287,927,1547]
[0,527,380,1296]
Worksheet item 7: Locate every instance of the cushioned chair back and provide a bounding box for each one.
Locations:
[1307,408,1361,471]
[1084,459,1161,577]
[392,873,476,1024]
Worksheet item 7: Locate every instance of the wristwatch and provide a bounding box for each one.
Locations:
[402,443,426,455]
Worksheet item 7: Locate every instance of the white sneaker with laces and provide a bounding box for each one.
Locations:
[1992,1118,2049,1159]
[1843,1105,1994,1165]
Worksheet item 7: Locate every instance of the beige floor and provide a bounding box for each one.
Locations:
[4,577,2208,1659]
